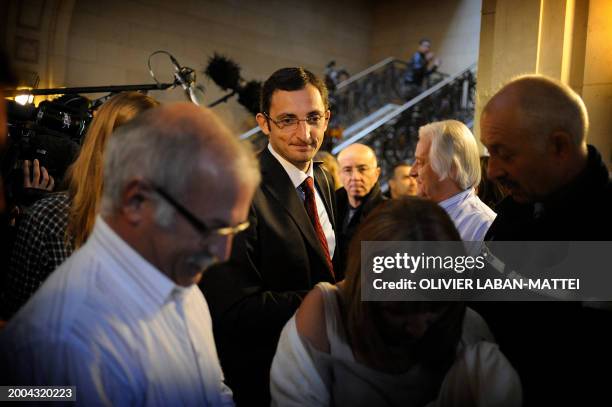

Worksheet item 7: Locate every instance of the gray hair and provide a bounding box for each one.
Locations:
[100,104,260,226]
[418,120,481,190]
[485,74,588,147]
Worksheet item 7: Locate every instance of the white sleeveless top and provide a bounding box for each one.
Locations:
[271,282,522,406]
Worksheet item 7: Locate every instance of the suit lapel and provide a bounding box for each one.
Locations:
[259,148,331,269]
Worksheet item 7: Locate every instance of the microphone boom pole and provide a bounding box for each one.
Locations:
[4,82,175,97]
[207,90,237,108]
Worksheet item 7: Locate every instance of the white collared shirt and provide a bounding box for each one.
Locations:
[1,216,234,407]
[439,188,497,242]
[268,144,336,257]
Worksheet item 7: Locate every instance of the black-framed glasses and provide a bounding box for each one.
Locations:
[151,184,249,238]
[264,112,329,131]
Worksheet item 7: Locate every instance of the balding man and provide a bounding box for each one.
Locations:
[336,143,385,275]
[477,74,612,405]
[1,104,260,406]
[410,120,496,242]
[482,75,610,239]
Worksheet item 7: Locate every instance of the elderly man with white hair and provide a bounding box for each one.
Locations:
[410,119,495,241]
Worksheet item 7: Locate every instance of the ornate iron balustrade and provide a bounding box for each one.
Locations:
[331,64,477,187]
[328,58,409,132]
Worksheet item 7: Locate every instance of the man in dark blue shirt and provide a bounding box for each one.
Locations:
[407,38,440,88]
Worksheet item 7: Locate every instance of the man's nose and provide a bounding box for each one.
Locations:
[209,235,232,262]
[295,120,312,141]
[349,169,363,181]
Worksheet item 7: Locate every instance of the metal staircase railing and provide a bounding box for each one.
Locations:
[332,63,477,187]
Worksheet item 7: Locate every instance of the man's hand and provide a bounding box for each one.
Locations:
[23,159,55,191]
[425,52,441,68]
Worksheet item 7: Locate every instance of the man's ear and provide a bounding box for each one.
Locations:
[375,166,382,180]
[256,113,270,136]
[322,109,331,133]
[549,130,573,159]
[119,179,149,225]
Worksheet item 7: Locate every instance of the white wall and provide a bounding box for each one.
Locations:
[4,0,483,135]
[64,0,372,134]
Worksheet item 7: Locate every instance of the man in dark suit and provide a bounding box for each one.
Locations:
[335,143,385,276]
[201,67,338,406]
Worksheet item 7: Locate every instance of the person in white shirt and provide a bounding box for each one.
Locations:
[410,120,496,242]
[0,103,260,406]
[270,198,522,407]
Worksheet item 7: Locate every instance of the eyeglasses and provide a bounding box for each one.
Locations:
[151,184,250,238]
[264,112,328,131]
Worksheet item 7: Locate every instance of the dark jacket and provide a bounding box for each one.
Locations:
[336,182,386,278]
[200,147,339,406]
[408,51,437,86]
[474,145,612,406]
[485,145,611,241]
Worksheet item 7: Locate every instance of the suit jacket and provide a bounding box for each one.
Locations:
[200,147,338,406]
[335,182,386,277]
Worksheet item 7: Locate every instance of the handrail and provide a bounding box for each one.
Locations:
[335,57,397,89]
[239,126,262,140]
[331,63,477,154]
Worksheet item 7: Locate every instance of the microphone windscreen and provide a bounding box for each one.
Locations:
[205,53,241,91]
[237,80,262,116]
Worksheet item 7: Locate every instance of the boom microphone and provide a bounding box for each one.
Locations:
[167,54,206,106]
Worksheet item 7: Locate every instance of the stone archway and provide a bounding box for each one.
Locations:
[2,0,76,92]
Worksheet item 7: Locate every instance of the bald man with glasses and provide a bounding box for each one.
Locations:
[201,67,339,405]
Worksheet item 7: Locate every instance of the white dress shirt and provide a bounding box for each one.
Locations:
[1,216,234,407]
[268,144,336,258]
[439,188,497,242]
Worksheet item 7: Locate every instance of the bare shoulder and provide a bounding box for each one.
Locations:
[295,286,330,353]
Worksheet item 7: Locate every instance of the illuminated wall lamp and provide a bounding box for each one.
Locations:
[14,93,34,105]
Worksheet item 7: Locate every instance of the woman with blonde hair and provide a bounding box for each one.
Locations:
[4,92,159,318]
[66,92,159,248]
